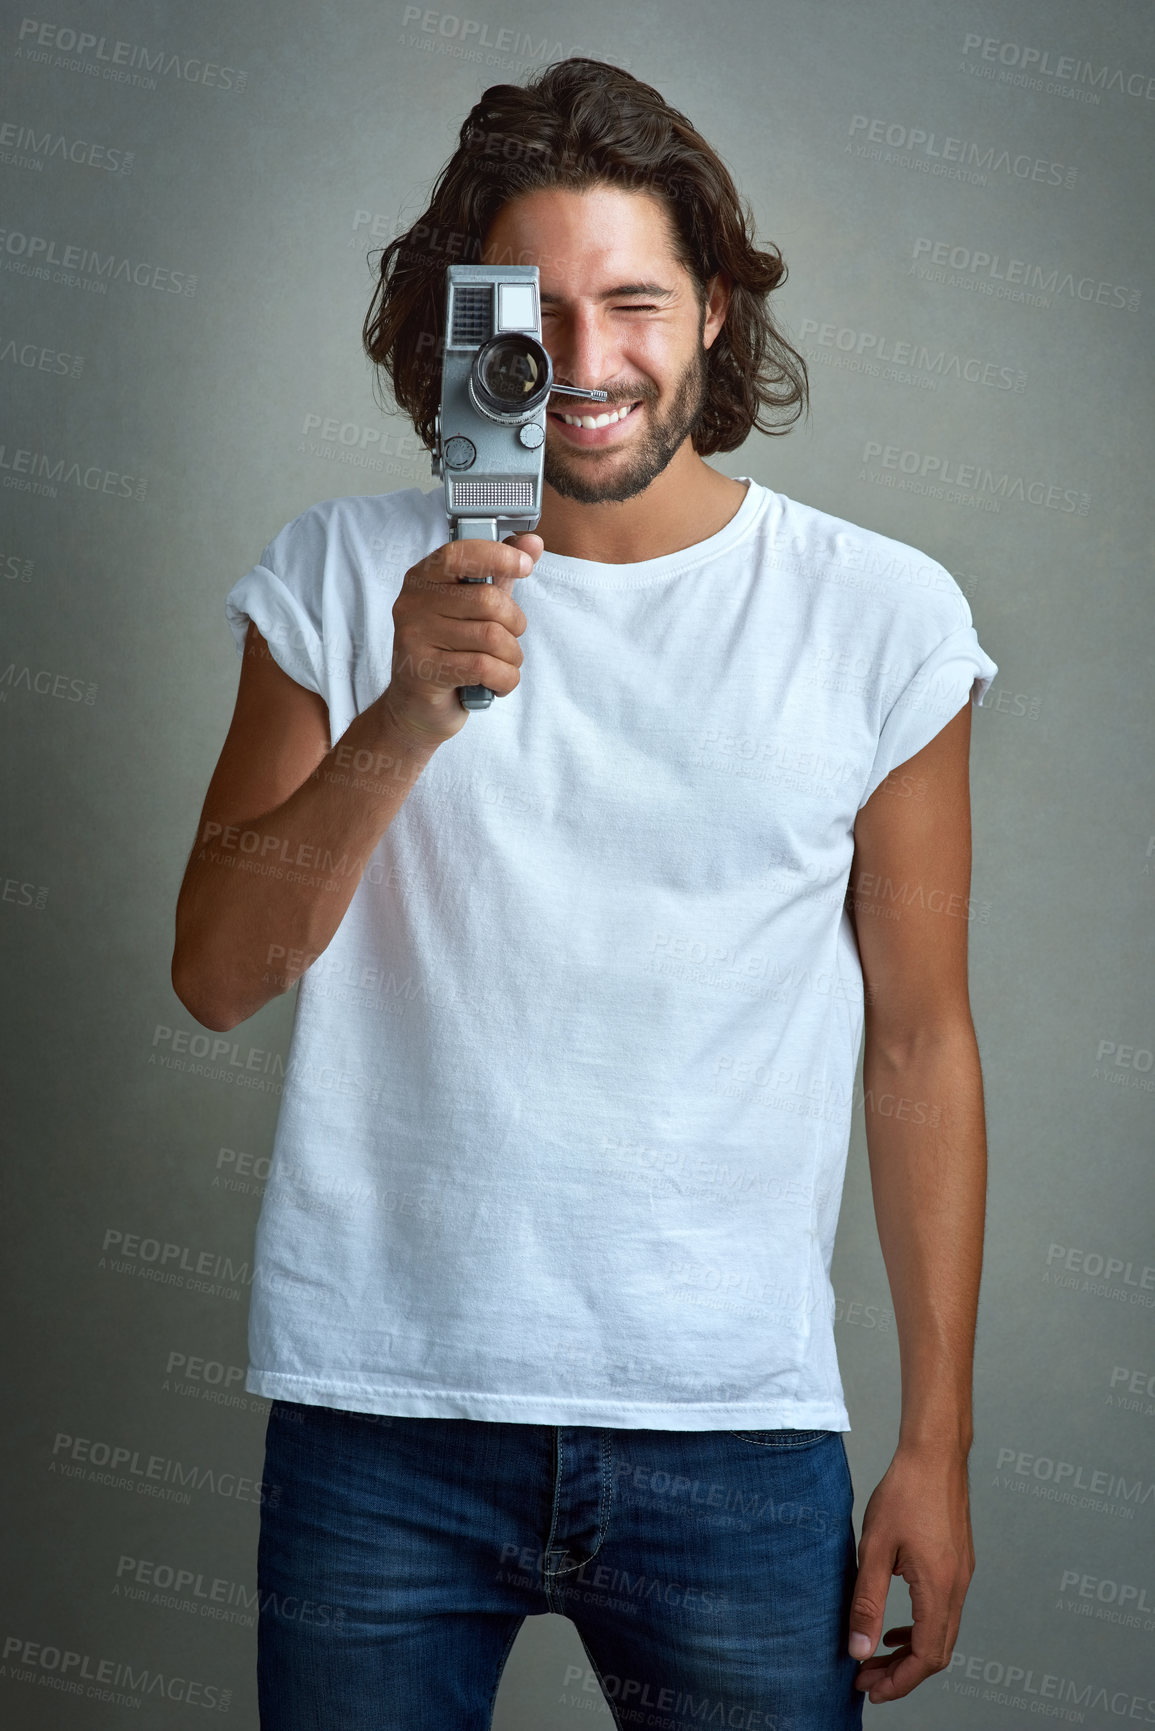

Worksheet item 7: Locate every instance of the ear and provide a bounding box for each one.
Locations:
[702,271,731,349]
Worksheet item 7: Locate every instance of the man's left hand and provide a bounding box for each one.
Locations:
[846,1444,975,1702]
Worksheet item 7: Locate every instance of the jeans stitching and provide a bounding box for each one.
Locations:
[544,1429,615,1583]
[727,1429,832,1448]
[542,1427,567,1601]
[598,1427,615,1543]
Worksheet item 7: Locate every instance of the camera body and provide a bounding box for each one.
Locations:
[431,264,549,537]
[430,263,605,707]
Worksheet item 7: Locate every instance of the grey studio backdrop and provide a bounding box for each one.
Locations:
[1,0,1152,1725]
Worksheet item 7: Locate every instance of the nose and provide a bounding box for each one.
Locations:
[546,307,622,406]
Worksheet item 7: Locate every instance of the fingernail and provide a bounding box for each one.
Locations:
[849,1632,873,1659]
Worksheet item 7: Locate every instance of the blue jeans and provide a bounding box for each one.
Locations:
[257,1401,864,1730]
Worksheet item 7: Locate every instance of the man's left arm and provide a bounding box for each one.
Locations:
[843,698,987,1704]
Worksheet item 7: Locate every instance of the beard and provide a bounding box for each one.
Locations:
[542,330,709,507]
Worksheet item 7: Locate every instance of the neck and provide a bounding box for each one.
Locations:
[534,446,748,564]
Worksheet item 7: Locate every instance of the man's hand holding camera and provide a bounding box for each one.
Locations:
[383,532,543,747]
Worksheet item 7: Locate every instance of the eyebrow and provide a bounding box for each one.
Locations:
[539,282,675,304]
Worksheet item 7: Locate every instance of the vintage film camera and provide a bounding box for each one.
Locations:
[431,264,606,709]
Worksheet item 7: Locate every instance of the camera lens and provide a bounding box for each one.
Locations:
[481,338,540,403]
[471,333,551,420]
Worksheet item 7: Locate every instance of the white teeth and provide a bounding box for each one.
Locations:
[559,402,638,428]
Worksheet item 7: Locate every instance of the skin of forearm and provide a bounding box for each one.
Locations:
[173,697,439,1031]
[860,1019,988,1455]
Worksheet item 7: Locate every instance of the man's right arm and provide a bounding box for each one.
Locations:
[172,532,538,1032]
[171,620,441,1031]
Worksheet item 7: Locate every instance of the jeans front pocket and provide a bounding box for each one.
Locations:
[726,1429,832,1448]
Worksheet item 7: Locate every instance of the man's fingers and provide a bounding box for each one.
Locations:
[847,1546,893,1659]
[906,1565,956,1671]
[854,1623,913,1667]
[853,1624,909,1689]
[503,532,544,560]
[495,533,543,594]
[419,538,535,585]
[857,1573,956,1701]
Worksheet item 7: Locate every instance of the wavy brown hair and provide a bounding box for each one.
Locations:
[362,57,808,457]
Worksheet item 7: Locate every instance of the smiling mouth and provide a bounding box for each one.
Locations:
[549,400,642,429]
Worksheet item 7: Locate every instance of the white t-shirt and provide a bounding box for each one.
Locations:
[224,476,997,1430]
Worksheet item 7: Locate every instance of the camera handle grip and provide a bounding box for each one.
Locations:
[453,516,501,711]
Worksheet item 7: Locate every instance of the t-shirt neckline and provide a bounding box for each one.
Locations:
[528,477,765,591]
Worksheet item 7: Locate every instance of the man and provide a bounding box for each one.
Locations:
[173,57,997,1731]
